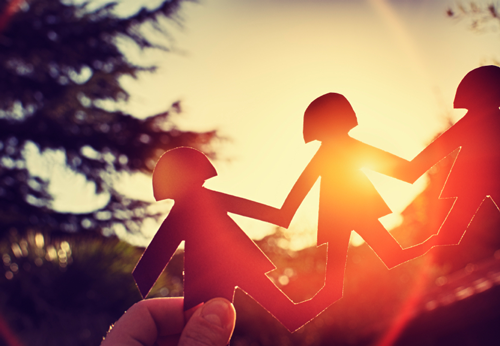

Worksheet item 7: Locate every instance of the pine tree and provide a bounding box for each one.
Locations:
[0,0,216,238]
[447,2,499,33]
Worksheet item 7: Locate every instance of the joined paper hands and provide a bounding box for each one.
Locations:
[132,65,500,332]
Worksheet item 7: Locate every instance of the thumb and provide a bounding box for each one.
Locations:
[179,298,236,346]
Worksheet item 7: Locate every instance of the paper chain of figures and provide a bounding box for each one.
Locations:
[132,66,500,332]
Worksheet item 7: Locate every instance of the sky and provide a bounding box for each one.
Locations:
[44,0,500,249]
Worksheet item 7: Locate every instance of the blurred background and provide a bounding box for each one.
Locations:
[1,0,500,345]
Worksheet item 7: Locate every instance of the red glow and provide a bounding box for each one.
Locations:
[0,0,24,34]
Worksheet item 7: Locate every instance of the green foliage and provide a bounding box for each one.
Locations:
[0,0,216,237]
[0,231,182,346]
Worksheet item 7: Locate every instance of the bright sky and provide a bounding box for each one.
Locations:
[42,0,500,249]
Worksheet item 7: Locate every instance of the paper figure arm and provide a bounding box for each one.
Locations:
[356,142,411,180]
[133,214,184,298]
[211,189,284,226]
[355,126,459,184]
[356,141,429,184]
[396,119,465,183]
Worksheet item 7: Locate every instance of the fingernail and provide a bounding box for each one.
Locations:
[201,299,232,328]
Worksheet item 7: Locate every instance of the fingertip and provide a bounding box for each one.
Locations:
[200,298,236,330]
[179,298,236,346]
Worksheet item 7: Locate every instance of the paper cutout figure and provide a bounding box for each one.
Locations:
[132,67,496,329]
[276,93,433,306]
[399,65,500,247]
[133,147,324,332]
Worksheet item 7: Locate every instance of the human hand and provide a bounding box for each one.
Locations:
[101,297,236,346]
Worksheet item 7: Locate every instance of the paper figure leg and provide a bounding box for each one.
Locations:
[356,220,430,269]
[320,230,351,303]
[432,195,485,246]
[240,275,325,332]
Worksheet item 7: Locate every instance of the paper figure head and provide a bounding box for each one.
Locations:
[454,65,500,110]
[152,147,217,201]
[303,93,358,143]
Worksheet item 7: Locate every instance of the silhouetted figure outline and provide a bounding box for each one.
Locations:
[277,93,432,305]
[400,65,500,247]
[133,147,323,331]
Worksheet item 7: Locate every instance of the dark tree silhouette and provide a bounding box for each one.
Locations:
[447,2,499,34]
[0,0,216,238]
